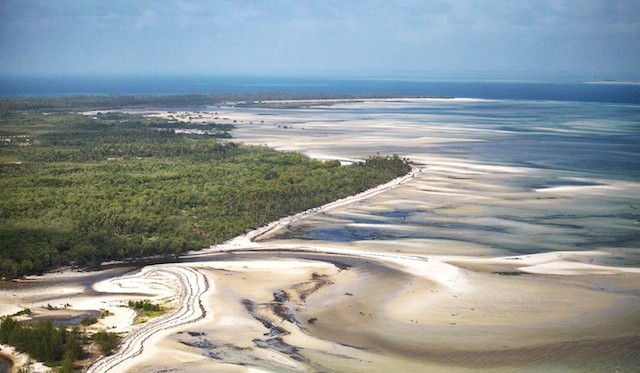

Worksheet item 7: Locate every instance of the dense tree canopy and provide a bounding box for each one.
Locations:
[0,103,411,278]
[0,317,84,363]
[0,315,120,370]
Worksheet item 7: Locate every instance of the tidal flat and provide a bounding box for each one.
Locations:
[2,98,639,372]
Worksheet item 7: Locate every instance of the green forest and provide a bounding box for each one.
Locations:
[0,316,120,371]
[0,101,411,278]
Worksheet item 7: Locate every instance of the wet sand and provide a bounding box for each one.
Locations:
[3,99,639,371]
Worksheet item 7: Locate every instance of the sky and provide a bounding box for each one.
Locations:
[1,0,639,79]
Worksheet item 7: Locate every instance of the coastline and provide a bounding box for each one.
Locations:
[85,164,420,372]
[0,151,418,373]
[1,98,638,371]
[195,164,421,253]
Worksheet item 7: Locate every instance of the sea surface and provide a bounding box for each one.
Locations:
[1,74,640,104]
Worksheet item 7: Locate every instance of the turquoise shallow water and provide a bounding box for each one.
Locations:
[328,100,640,180]
[252,99,640,263]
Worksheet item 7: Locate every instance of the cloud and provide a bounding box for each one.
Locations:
[134,8,157,29]
[1,0,639,76]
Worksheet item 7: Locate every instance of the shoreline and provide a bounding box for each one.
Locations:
[191,164,422,254]
[2,99,639,371]
[1,159,420,372]
[84,165,420,371]
[0,160,419,372]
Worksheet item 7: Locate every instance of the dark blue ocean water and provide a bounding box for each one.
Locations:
[1,75,640,104]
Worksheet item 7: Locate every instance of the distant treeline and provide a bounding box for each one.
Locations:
[0,92,401,112]
[0,107,411,278]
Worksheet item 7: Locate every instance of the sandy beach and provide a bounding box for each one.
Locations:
[3,98,639,371]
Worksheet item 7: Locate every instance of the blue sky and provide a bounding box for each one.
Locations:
[1,0,639,79]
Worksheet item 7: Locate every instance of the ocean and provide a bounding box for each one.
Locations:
[1,74,640,104]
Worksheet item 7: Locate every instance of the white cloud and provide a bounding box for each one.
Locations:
[1,0,639,76]
[134,8,157,29]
